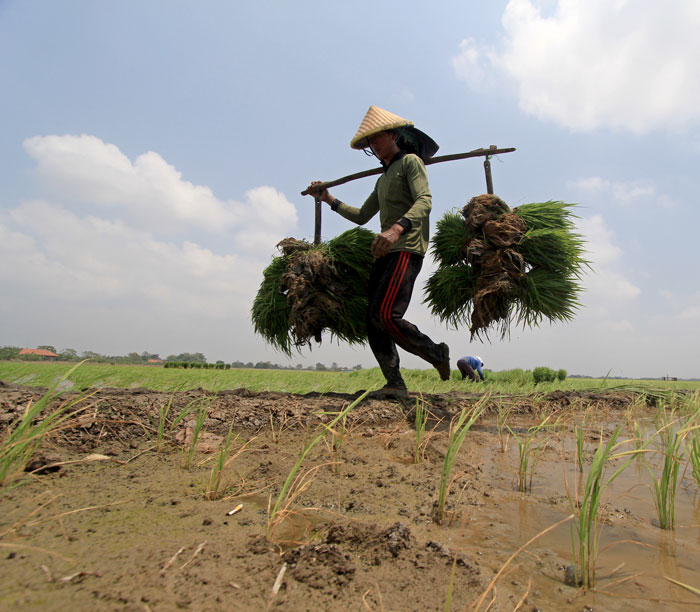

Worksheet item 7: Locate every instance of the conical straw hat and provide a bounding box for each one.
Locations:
[350,105,413,150]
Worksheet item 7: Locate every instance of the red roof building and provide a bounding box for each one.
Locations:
[19,348,59,358]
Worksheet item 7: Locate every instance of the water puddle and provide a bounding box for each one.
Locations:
[450,414,700,610]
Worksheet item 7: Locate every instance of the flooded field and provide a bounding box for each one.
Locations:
[1,382,699,611]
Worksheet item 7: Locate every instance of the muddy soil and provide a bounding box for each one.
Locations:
[1,382,699,611]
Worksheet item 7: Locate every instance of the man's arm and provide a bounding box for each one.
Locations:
[305,181,379,226]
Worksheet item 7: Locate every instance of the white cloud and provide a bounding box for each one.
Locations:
[577,214,641,305]
[2,200,263,317]
[677,293,700,321]
[568,177,610,193]
[678,306,700,321]
[568,176,672,207]
[23,135,298,248]
[1,134,305,362]
[451,38,496,91]
[605,319,634,333]
[611,181,655,204]
[453,0,700,133]
[577,214,621,266]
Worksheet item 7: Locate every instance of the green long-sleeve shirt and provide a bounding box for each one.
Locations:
[334,152,432,257]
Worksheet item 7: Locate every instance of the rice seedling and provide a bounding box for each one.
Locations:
[495,396,513,453]
[567,427,645,588]
[155,389,200,452]
[507,414,559,492]
[181,401,210,469]
[268,407,294,444]
[647,428,684,530]
[323,413,347,474]
[425,198,589,340]
[645,418,699,530]
[690,433,700,487]
[205,422,235,500]
[156,393,176,452]
[414,396,435,463]
[266,463,328,546]
[632,419,645,453]
[0,362,95,488]
[203,425,256,501]
[251,227,376,354]
[267,390,370,541]
[434,399,485,524]
[574,422,586,473]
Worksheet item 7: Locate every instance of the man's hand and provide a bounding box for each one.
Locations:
[306,181,333,204]
[371,223,404,258]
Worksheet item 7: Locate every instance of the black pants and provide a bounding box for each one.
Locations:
[457,358,478,381]
[367,251,443,388]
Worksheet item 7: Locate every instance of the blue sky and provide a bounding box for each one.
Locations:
[2,1,699,378]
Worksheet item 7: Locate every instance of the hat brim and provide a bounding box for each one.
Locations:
[350,120,412,150]
[351,125,440,162]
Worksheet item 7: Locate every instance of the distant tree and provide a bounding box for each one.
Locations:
[353,364,363,370]
[296,364,303,369]
[58,348,79,361]
[37,345,57,354]
[315,362,327,371]
[170,352,206,363]
[0,346,20,360]
[216,360,224,365]
[81,351,103,360]
[231,361,245,368]
[556,369,567,381]
[245,362,254,368]
[331,362,339,371]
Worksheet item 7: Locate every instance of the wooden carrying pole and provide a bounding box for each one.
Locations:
[302,145,515,243]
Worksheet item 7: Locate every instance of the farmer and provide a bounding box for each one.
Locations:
[457,355,485,382]
[307,105,450,400]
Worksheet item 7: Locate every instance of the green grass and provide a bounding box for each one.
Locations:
[1,361,699,395]
[1,362,94,488]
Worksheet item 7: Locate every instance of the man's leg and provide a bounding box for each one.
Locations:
[367,254,406,390]
[456,358,469,380]
[368,252,450,381]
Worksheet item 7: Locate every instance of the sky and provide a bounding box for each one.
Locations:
[1,0,699,379]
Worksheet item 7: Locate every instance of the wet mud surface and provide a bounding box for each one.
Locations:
[1,382,699,611]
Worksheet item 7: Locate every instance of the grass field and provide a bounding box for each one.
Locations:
[0,361,697,395]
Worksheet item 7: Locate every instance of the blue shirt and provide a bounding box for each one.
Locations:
[460,356,484,378]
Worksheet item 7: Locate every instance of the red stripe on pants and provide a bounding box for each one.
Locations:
[380,251,409,342]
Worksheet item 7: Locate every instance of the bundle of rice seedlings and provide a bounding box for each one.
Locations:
[425,194,589,340]
[251,227,375,355]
